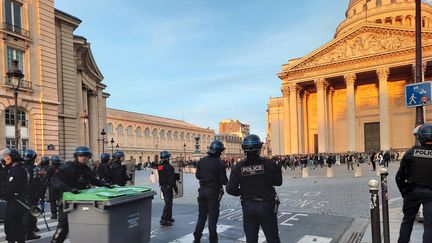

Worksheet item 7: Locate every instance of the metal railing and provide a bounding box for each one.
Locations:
[2,22,30,38]
[4,76,33,90]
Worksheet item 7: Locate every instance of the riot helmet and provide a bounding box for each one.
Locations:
[23,149,37,162]
[40,156,50,166]
[415,124,432,144]
[160,151,171,161]
[2,148,22,164]
[242,134,263,153]
[113,151,125,161]
[100,153,110,163]
[73,146,92,158]
[51,156,62,165]
[207,140,225,156]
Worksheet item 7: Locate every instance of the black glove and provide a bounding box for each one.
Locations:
[70,188,80,194]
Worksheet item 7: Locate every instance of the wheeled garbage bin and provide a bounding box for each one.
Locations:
[62,186,156,243]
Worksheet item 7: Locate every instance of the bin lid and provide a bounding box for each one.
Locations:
[63,185,153,202]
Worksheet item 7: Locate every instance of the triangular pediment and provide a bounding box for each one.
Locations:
[281,23,432,74]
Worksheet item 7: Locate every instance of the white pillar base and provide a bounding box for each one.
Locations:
[376,165,381,177]
[354,165,363,178]
[302,167,309,178]
[326,167,334,178]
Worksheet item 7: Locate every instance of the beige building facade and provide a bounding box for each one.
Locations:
[0,1,107,160]
[107,108,215,163]
[219,119,250,139]
[214,133,243,158]
[268,0,432,155]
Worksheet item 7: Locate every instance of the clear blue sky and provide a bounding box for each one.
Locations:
[55,0,348,138]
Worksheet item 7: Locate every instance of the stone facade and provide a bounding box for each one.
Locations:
[268,0,432,155]
[214,133,243,158]
[219,119,250,139]
[0,1,107,160]
[106,108,215,163]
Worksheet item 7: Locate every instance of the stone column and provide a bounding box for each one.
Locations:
[315,79,329,153]
[82,88,90,147]
[328,88,335,153]
[88,91,99,156]
[344,73,356,152]
[298,92,304,154]
[303,92,310,153]
[378,68,390,151]
[282,84,291,154]
[289,83,301,154]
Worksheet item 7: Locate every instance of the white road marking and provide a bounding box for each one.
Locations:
[236,229,266,243]
[297,235,332,243]
[169,224,233,243]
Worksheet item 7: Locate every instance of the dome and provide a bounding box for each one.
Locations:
[348,0,360,9]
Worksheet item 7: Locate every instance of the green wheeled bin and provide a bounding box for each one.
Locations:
[62,186,156,243]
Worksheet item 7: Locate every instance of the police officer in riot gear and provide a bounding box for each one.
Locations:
[2,148,27,243]
[227,134,282,243]
[51,146,112,243]
[193,140,228,243]
[98,153,111,183]
[44,156,62,220]
[22,149,41,240]
[158,151,178,226]
[111,151,129,186]
[396,124,432,243]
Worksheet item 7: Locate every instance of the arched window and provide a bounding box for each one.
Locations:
[160,129,166,138]
[117,125,124,134]
[376,0,382,7]
[4,107,29,149]
[180,132,185,141]
[107,123,113,133]
[127,126,133,135]
[136,127,142,136]
[144,128,151,137]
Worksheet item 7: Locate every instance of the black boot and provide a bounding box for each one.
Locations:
[50,213,58,220]
[26,232,41,240]
[51,227,67,243]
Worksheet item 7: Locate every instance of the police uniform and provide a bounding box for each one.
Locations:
[3,149,27,243]
[158,151,178,226]
[97,153,111,184]
[22,151,42,240]
[51,146,110,243]
[193,140,228,243]
[396,144,432,243]
[227,134,282,243]
[43,156,62,219]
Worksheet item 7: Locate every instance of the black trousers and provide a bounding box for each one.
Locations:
[193,187,220,242]
[49,187,60,215]
[51,202,68,243]
[24,195,38,234]
[241,201,280,243]
[5,199,26,242]
[398,186,432,243]
[161,185,173,221]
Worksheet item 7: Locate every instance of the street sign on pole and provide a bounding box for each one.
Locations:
[405,81,432,107]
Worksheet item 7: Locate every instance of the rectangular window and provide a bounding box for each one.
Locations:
[4,0,22,33]
[21,139,28,150]
[6,47,24,71]
[6,138,15,149]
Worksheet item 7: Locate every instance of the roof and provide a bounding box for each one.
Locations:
[107,108,214,133]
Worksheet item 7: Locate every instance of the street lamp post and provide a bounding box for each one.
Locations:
[80,111,89,146]
[415,0,425,127]
[100,129,106,154]
[7,60,24,149]
[110,138,115,155]
[183,143,186,161]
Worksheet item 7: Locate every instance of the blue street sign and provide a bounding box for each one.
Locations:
[405,81,432,107]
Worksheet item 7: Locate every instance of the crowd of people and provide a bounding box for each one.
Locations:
[270,150,401,171]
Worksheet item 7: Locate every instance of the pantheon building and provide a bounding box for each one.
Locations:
[267,0,432,155]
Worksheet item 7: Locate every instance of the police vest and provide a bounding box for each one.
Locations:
[408,146,432,185]
[238,158,276,199]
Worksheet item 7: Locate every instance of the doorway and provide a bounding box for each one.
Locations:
[364,122,381,152]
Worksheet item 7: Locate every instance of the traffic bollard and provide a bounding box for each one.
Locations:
[380,168,390,243]
[301,167,309,178]
[369,179,381,243]
[354,164,363,177]
[326,167,334,178]
[376,165,381,177]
